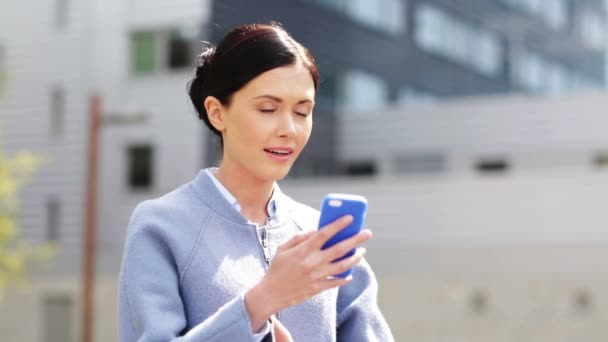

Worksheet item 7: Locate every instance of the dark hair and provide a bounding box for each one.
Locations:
[188,22,320,144]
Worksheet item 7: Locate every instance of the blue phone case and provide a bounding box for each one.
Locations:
[318,193,368,278]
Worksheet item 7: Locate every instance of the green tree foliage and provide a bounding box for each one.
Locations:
[0,136,56,299]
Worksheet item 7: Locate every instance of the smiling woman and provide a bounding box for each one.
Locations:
[118,22,394,342]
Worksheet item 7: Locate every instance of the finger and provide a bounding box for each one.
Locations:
[312,247,366,279]
[314,274,353,293]
[278,230,315,251]
[321,229,372,264]
[309,215,354,250]
[272,316,293,342]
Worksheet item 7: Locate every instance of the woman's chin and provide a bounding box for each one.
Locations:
[258,165,292,181]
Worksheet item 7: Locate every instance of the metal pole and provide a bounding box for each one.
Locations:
[605,0,608,88]
[82,94,100,342]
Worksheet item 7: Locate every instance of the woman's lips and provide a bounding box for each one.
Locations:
[263,147,294,161]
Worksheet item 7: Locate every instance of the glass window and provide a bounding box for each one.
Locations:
[345,0,404,34]
[43,294,73,342]
[577,10,606,50]
[316,0,347,12]
[317,63,341,108]
[476,158,510,174]
[341,69,388,112]
[54,0,68,29]
[169,29,195,69]
[316,0,403,34]
[344,160,377,176]
[472,30,502,76]
[50,86,65,138]
[501,0,567,30]
[0,47,6,99]
[47,198,60,241]
[416,4,502,77]
[415,4,444,53]
[383,0,405,34]
[396,87,436,108]
[514,51,543,91]
[132,27,196,75]
[131,32,157,75]
[393,153,446,174]
[545,0,567,29]
[128,144,153,190]
[346,0,382,29]
[444,19,470,64]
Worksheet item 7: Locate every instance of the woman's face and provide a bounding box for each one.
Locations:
[218,62,315,181]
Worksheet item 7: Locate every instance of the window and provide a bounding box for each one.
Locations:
[344,0,404,34]
[396,88,436,108]
[312,0,404,34]
[576,10,606,50]
[513,51,586,94]
[500,0,567,30]
[469,289,489,315]
[0,46,6,99]
[476,158,510,174]
[573,289,593,314]
[472,30,502,76]
[593,153,608,169]
[393,153,445,174]
[131,32,157,75]
[414,4,503,76]
[43,294,73,342]
[344,160,377,176]
[317,63,341,108]
[131,28,196,75]
[341,69,388,112]
[316,0,347,12]
[47,198,60,242]
[50,86,65,138]
[128,144,153,189]
[513,51,543,92]
[54,0,68,29]
[169,29,193,69]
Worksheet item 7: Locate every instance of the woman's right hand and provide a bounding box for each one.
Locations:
[244,215,372,332]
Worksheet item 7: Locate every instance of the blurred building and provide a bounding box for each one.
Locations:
[0,0,213,341]
[210,0,608,176]
[1,1,608,342]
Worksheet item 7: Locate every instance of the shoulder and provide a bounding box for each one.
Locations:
[125,182,212,253]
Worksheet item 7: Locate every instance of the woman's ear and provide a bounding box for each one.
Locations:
[203,96,226,132]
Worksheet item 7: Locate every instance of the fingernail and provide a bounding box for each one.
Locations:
[343,215,354,223]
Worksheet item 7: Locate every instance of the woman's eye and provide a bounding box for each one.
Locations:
[295,112,310,117]
[259,109,275,113]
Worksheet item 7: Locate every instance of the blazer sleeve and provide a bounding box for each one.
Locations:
[336,258,395,342]
[117,203,269,342]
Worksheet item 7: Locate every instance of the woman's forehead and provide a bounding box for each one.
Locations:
[241,64,316,101]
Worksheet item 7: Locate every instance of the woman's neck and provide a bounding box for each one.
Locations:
[214,159,274,225]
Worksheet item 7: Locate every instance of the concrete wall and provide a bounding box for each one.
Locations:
[2,272,606,342]
[0,276,118,342]
[340,91,608,176]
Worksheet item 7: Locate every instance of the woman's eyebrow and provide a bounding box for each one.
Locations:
[253,94,314,104]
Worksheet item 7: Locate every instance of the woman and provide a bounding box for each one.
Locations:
[118,22,394,341]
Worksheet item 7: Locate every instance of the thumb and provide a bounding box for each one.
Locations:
[278,230,314,251]
[272,316,293,342]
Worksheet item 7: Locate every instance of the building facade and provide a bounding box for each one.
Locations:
[210,0,607,176]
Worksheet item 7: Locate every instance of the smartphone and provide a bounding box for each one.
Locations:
[318,193,368,278]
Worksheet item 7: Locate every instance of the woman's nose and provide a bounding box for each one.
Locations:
[277,112,297,138]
